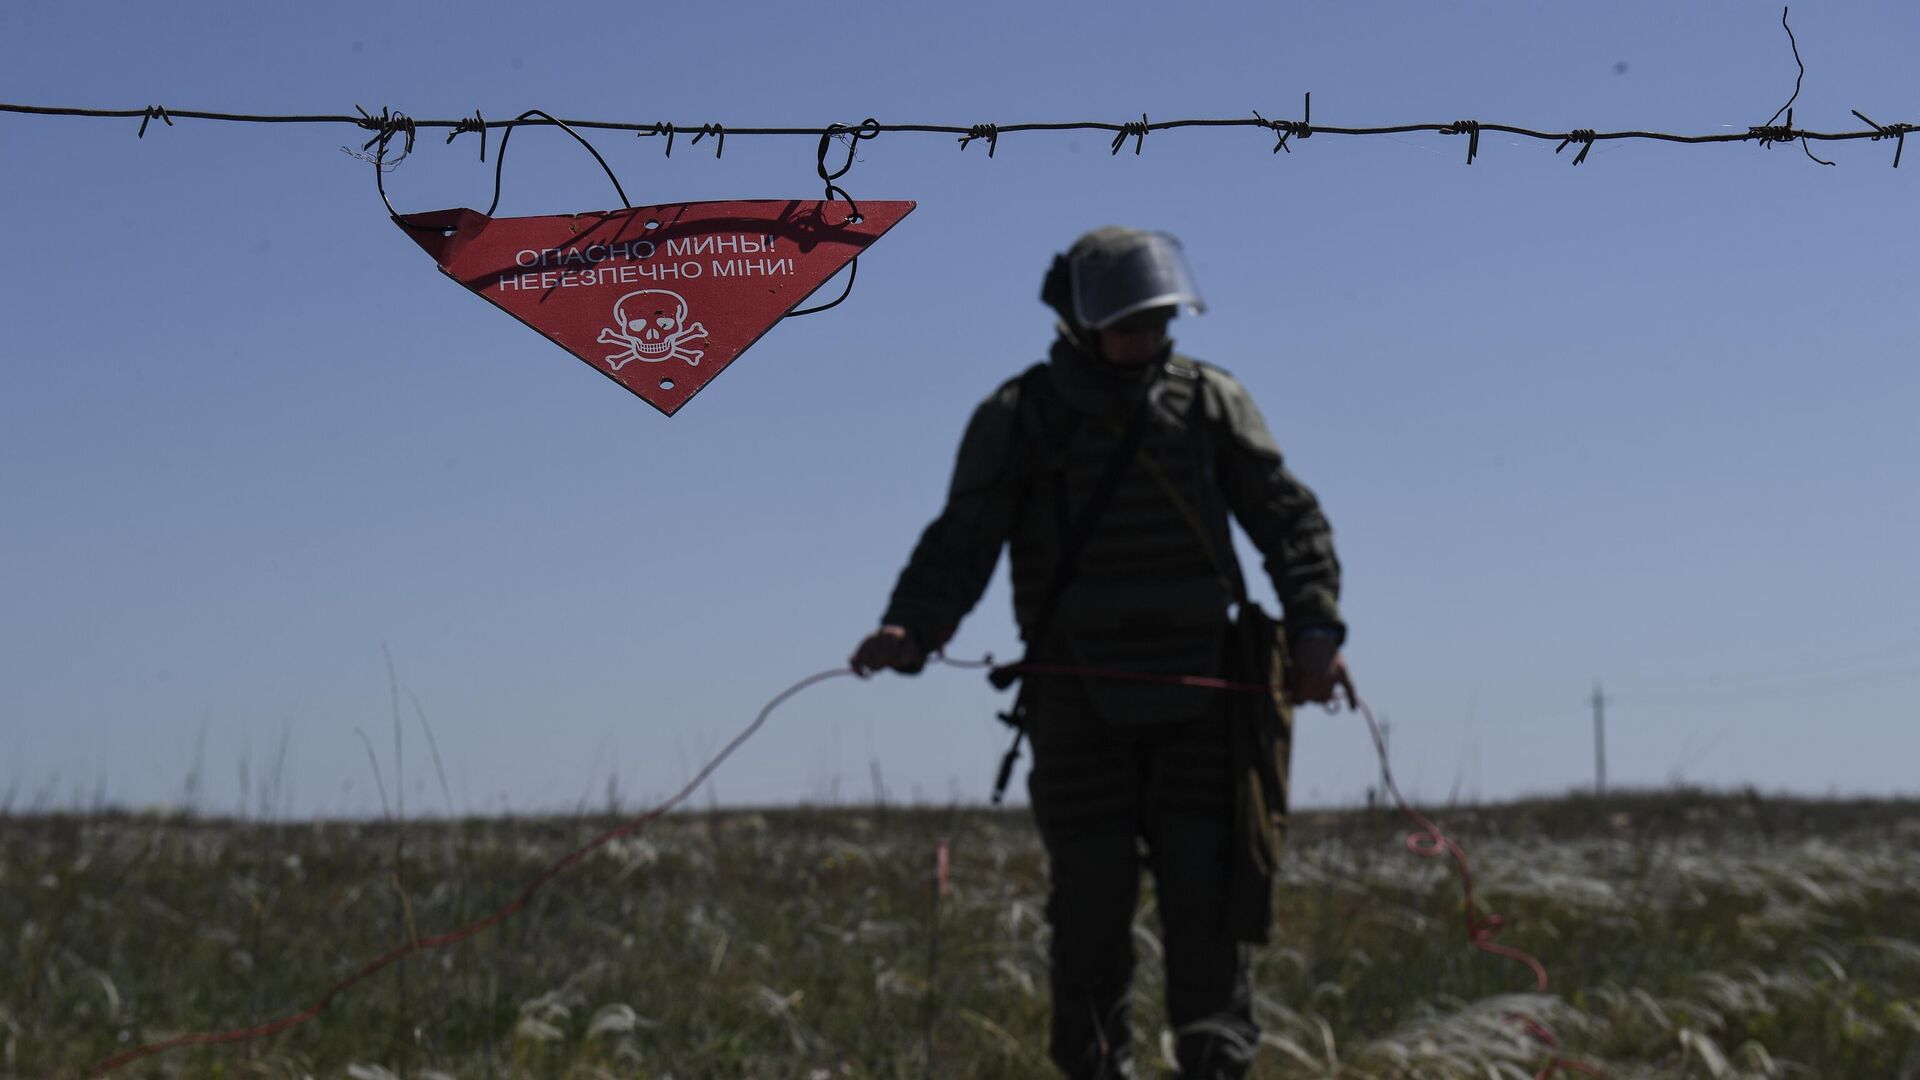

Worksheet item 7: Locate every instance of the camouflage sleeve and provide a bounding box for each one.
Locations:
[1205,368,1345,640]
[879,379,1026,650]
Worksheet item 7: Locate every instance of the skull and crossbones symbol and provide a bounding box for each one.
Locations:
[597,289,708,370]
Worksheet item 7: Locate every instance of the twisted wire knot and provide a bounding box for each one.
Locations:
[1749,123,1796,148]
[1444,119,1481,164]
[136,104,172,139]
[446,111,487,161]
[817,118,879,184]
[959,122,999,157]
[1254,109,1310,154]
[1556,127,1597,166]
[1110,112,1148,156]
[355,106,415,156]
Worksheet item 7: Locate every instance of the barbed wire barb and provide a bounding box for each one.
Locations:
[1556,128,1598,166]
[1256,93,1313,154]
[642,120,677,157]
[1850,109,1908,168]
[1109,112,1149,156]
[446,110,487,161]
[1444,118,1482,164]
[959,122,999,157]
[690,122,725,158]
[136,104,171,139]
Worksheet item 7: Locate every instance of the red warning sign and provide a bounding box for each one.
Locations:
[400,199,914,415]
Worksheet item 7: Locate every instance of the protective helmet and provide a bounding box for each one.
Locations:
[1040,226,1207,330]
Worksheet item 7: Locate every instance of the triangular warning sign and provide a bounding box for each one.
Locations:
[400,199,914,416]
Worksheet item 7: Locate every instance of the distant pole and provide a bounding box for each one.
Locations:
[1591,682,1608,796]
[1378,714,1391,794]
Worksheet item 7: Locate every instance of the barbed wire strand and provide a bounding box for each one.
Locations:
[9,98,1910,163]
[6,7,1894,169]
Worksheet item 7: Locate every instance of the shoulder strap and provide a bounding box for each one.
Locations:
[1139,359,1252,607]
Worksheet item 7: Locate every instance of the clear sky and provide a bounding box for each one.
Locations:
[3,2,1915,819]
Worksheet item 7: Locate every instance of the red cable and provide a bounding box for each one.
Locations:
[87,655,1605,1078]
[85,667,854,1077]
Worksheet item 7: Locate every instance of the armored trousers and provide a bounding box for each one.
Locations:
[1025,676,1257,1080]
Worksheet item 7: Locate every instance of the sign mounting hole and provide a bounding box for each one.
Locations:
[659,378,675,390]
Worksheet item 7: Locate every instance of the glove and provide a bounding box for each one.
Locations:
[850,624,927,677]
[1289,626,1348,706]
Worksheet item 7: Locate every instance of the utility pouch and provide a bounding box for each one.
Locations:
[1225,604,1294,943]
[1121,358,1294,941]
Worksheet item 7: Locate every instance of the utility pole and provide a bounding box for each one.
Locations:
[1591,682,1608,796]
[1378,713,1392,795]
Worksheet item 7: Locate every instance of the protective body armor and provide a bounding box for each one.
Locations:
[883,336,1342,727]
[1008,345,1231,724]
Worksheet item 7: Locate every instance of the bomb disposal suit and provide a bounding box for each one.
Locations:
[851,227,1346,1080]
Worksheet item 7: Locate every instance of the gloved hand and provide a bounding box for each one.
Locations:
[1289,632,1353,707]
[850,624,927,677]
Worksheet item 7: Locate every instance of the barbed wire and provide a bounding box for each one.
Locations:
[5,94,1913,168]
[4,7,1910,172]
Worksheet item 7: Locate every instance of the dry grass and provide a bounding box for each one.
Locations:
[4,790,1919,1078]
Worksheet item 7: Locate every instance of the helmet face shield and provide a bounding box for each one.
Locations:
[1069,231,1207,330]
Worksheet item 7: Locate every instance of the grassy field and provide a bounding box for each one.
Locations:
[4,790,1919,1078]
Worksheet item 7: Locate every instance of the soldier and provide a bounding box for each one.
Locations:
[851,227,1347,1079]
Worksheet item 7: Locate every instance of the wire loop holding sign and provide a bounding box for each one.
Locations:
[815,119,876,222]
[817,119,878,184]
[486,108,631,216]
[360,107,436,229]
[786,119,879,319]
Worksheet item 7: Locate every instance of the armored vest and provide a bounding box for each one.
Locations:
[1007,346,1243,726]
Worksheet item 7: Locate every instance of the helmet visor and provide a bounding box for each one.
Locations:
[1070,232,1207,329]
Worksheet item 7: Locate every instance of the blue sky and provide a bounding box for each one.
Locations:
[2,2,1915,818]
